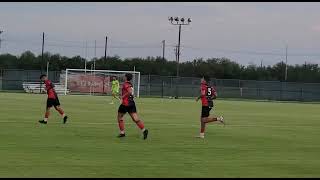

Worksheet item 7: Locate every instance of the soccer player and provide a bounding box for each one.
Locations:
[110,76,120,104]
[38,74,68,124]
[195,76,224,138]
[117,73,148,140]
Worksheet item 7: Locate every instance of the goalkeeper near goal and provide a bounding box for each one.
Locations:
[110,76,120,104]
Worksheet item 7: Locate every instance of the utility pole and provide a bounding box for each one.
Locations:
[162,40,165,61]
[0,30,3,54]
[42,32,45,72]
[40,32,45,93]
[85,41,87,73]
[94,40,96,70]
[94,40,97,57]
[285,45,288,81]
[104,36,108,61]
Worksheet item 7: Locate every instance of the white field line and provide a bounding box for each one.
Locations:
[0,120,317,128]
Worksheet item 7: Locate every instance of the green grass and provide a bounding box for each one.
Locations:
[0,92,320,178]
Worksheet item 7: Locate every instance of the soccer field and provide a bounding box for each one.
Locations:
[0,92,319,178]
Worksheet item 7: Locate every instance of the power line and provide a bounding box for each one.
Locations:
[2,38,320,57]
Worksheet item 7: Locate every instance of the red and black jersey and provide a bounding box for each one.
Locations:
[44,80,57,99]
[200,82,216,107]
[121,81,134,106]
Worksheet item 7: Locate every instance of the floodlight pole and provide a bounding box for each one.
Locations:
[168,17,191,98]
[168,17,191,77]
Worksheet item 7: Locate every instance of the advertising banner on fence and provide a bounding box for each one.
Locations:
[65,74,111,94]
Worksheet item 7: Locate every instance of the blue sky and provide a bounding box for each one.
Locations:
[1,2,320,66]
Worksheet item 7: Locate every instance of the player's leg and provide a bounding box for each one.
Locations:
[197,106,210,138]
[54,105,68,124]
[39,99,52,124]
[117,113,126,137]
[205,116,225,124]
[110,92,115,104]
[198,117,206,138]
[197,107,224,138]
[117,105,126,137]
[202,107,224,124]
[53,98,68,124]
[114,92,120,101]
[129,111,148,140]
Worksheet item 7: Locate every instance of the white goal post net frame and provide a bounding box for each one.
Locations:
[63,68,141,97]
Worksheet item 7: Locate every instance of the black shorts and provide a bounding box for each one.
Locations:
[118,104,137,114]
[201,106,212,118]
[47,98,60,108]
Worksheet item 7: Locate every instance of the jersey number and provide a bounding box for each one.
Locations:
[207,87,212,96]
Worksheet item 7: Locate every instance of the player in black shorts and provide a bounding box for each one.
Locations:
[196,76,224,138]
[117,73,148,140]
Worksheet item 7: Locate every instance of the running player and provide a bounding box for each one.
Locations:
[110,76,120,104]
[117,73,148,140]
[195,76,224,138]
[39,74,68,124]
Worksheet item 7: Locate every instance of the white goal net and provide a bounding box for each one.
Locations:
[60,69,141,97]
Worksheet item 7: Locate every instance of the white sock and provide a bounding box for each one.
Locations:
[141,128,146,132]
[44,118,48,122]
[120,131,125,134]
[62,114,66,118]
[200,133,205,137]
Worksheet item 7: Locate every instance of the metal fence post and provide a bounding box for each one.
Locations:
[148,74,151,96]
[161,80,164,98]
[300,84,303,101]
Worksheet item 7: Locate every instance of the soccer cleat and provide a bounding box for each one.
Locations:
[196,135,205,139]
[218,116,225,126]
[117,133,126,138]
[39,120,47,124]
[143,129,149,140]
[63,116,68,124]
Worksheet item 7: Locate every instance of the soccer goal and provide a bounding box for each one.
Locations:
[60,69,141,97]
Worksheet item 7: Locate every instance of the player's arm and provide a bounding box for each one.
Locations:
[212,88,218,99]
[196,88,206,101]
[44,80,54,91]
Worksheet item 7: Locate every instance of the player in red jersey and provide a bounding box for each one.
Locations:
[117,73,148,140]
[39,74,68,124]
[195,76,224,138]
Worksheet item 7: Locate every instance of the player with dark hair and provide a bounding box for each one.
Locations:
[39,74,68,124]
[117,73,148,140]
[195,76,224,138]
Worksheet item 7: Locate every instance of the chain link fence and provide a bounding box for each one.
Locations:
[0,69,60,91]
[140,75,320,101]
[1,69,320,101]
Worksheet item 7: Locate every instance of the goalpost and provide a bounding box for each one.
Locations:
[61,68,141,97]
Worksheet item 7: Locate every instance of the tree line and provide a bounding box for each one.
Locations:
[0,50,320,83]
